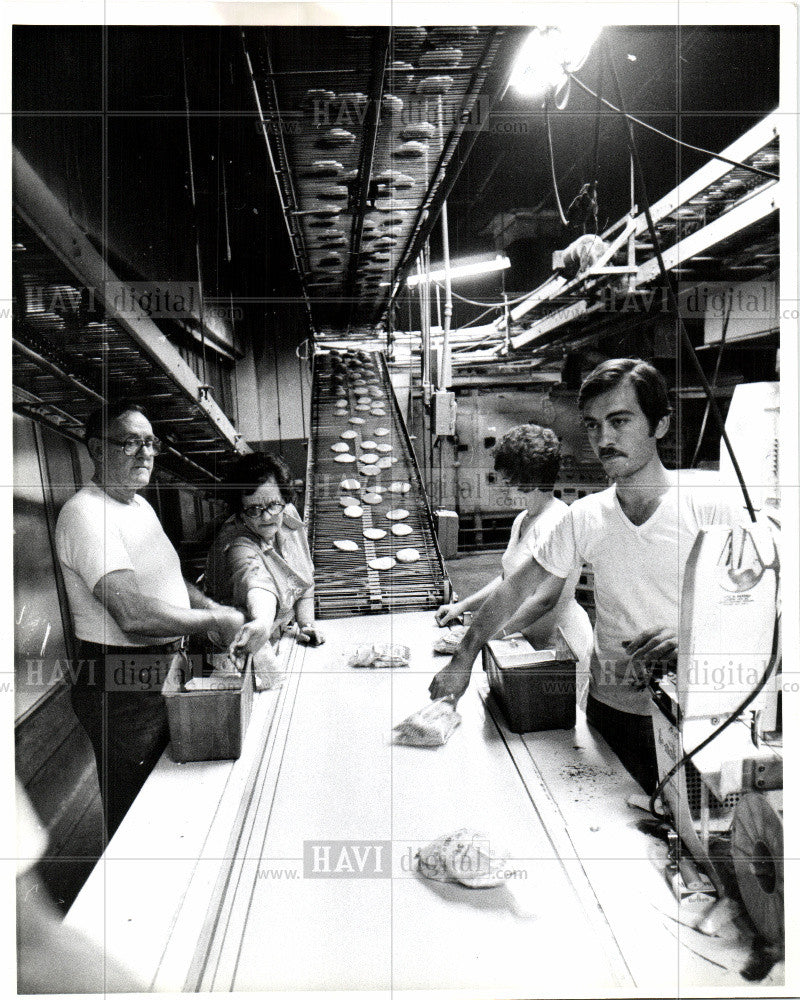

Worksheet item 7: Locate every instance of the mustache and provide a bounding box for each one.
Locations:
[599,448,626,459]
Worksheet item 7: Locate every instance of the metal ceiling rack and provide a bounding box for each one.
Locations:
[241,25,524,334]
[12,150,251,485]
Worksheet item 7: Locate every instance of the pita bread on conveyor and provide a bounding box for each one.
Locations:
[333,539,359,552]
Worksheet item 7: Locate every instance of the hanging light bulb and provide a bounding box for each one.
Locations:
[509,23,603,103]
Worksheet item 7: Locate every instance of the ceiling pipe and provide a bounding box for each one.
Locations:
[436,94,453,392]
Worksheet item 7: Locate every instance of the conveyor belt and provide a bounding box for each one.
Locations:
[306,348,448,618]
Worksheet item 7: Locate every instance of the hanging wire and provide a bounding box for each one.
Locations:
[457,304,498,328]
[603,38,756,523]
[297,351,306,438]
[272,327,283,450]
[568,72,780,181]
[181,33,209,388]
[690,290,734,468]
[590,60,604,186]
[430,279,540,309]
[544,99,570,226]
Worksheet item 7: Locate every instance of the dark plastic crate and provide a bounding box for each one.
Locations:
[482,632,576,733]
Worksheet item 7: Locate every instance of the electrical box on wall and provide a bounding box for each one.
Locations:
[432,390,457,436]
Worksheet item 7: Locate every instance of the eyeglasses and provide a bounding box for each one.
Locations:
[243,500,286,519]
[106,436,162,456]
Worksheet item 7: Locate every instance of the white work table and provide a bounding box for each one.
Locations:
[66,612,776,995]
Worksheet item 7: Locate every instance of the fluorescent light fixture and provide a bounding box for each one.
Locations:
[406,254,511,288]
[509,24,602,101]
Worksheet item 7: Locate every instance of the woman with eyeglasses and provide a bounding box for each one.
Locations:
[205,453,323,685]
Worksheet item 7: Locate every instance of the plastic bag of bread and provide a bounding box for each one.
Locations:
[417,828,510,888]
[432,625,467,655]
[393,698,461,747]
[347,643,411,669]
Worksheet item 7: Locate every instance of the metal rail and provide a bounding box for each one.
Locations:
[504,113,780,351]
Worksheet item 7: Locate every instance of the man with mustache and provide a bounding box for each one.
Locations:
[55,400,245,838]
[430,358,742,793]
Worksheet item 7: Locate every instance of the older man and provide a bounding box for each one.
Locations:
[431,359,744,793]
[55,400,245,837]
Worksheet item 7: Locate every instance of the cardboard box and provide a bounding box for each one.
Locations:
[162,651,254,762]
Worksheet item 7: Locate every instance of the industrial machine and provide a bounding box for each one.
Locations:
[649,384,783,948]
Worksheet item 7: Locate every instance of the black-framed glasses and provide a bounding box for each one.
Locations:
[243,500,286,519]
[106,435,162,456]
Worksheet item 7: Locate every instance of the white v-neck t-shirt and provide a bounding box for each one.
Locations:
[500,500,592,668]
[533,483,743,714]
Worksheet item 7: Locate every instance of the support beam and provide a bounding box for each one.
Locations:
[635,185,779,286]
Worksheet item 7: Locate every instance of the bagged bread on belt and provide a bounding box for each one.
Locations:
[347,643,411,669]
[393,698,461,747]
[417,828,510,888]
[432,625,467,655]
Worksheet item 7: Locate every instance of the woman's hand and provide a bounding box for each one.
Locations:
[297,623,325,646]
[232,617,274,655]
[434,603,462,627]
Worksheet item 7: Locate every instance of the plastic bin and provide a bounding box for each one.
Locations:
[482,631,576,733]
[162,651,254,762]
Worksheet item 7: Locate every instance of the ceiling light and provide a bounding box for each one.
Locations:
[509,24,602,101]
[406,254,511,288]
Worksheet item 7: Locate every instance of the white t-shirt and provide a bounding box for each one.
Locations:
[500,499,592,668]
[55,484,190,646]
[533,483,744,715]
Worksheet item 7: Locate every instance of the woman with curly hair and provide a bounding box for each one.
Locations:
[205,452,324,686]
[435,424,592,677]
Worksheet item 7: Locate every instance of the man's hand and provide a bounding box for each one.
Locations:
[622,628,677,689]
[212,606,246,647]
[434,603,462,627]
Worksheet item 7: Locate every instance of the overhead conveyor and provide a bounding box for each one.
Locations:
[503,112,780,352]
[12,149,250,483]
[305,348,449,618]
[428,112,779,369]
[241,25,527,334]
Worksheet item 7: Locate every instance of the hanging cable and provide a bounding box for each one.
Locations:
[590,60,604,186]
[649,612,781,818]
[181,33,209,389]
[602,39,756,522]
[430,280,542,309]
[272,326,283,450]
[568,72,780,181]
[545,99,570,226]
[690,290,733,468]
[297,351,306,438]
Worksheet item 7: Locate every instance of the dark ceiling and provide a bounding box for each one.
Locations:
[13,24,779,338]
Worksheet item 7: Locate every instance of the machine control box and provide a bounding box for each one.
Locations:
[431,390,457,437]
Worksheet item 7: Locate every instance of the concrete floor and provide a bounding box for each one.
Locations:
[444,549,502,604]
